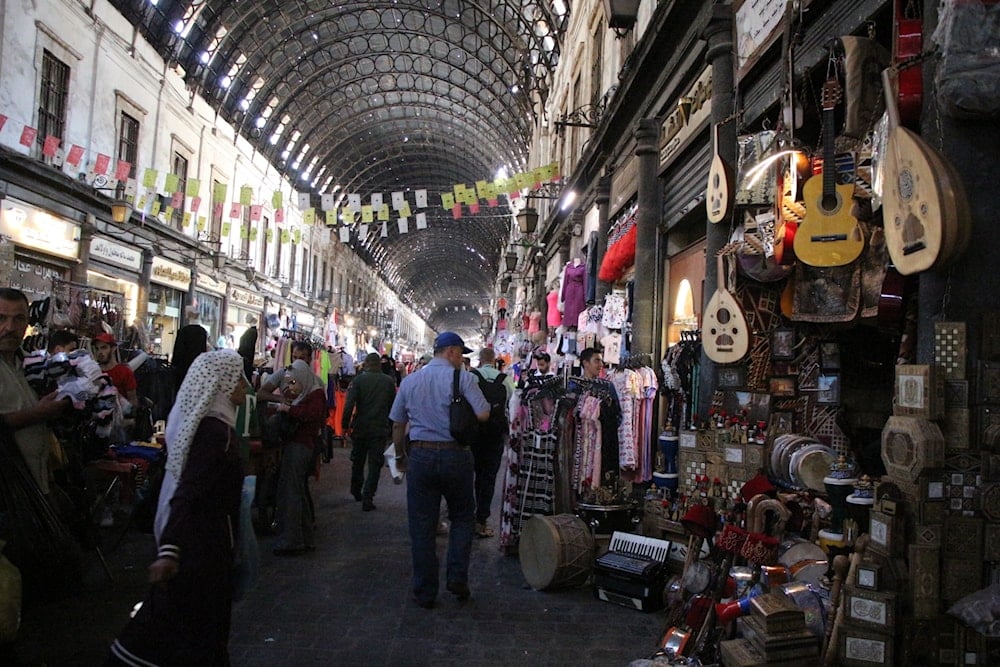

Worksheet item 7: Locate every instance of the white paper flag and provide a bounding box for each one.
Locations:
[296,191,311,209]
[347,193,362,212]
[380,221,388,238]
[370,193,383,209]
[359,224,369,239]
[397,218,409,234]
[321,193,335,211]
[391,191,406,211]
[415,189,428,208]
[339,226,351,243]
[124,178,138,197]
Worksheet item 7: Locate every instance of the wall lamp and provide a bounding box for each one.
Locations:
[603,0,640,37]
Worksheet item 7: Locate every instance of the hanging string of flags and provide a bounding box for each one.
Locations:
[0,111,560,245]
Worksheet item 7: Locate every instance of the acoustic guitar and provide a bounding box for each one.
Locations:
[704,248,750,364]
[793,78,865,267]
[880,69,969,274]
[706,124,733,224]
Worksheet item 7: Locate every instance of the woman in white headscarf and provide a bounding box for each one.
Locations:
[271,358,326,555]
[109,350,246,666]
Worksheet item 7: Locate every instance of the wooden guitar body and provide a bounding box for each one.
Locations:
[795,175,865,267]
[707,125,733,224]
[704,253,750,364]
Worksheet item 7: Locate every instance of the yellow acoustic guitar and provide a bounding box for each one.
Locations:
[793,79,865,267]
[704,249,749,364]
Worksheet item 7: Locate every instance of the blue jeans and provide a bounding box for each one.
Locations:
[350,434,386,501]
[406,446,475,604]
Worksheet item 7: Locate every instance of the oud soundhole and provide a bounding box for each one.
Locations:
[717,308,731,325]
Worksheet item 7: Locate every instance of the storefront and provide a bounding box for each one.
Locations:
[0,197,79,300]
[193,273,227,347]
[87,235,141,330]
[227,286,265,351]
[147,256,191,357]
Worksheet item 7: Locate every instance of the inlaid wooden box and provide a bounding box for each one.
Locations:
[881,416,945,483]
[844,588,897,630]
[908,544,941,619]
[895,364,945,419]
[934,322,967,380]
[941,556,983,607]
[868,510,902,557]
[944,516,984,560]
[985,523,1000,562]
[977,361,1000,404]
[839,626,895,666]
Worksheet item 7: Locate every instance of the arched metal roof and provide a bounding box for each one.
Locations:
[108,0,568,337]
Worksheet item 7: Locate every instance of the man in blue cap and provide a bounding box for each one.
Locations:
[390,331,489,608]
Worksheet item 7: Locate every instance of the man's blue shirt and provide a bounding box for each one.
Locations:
[390,357,489,441]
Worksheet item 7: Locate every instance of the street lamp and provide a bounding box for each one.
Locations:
[603,0,640,34]
[516,207,539,235]
[504,251,518,272]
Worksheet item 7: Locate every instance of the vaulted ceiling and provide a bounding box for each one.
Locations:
[108,0,568,337]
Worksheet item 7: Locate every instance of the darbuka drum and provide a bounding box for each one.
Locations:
[779,538,829,589]
[576,502,634,535]
[519,514,595,591]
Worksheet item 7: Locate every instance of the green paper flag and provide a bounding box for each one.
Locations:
[186,178,201,198]
[221,221,231,236]
[302,208,316,225]
[164,173,180,193]
[272,190,283,209]
[240,186,253,207]
[142,168,158,189]
[441,192,455,209]
[213,182,227,204]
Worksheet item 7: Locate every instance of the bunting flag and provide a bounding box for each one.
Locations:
[377,204,389,221]
[229,202,242,219]
[250,204,262,221]
[66,144,84,167]
[240,224,249,239]
[186,177,201,197]
[0,115,6,131]
[212,202,224,219]
[469,202,480,214]
[190,196,202,213]
[265,228,274,242]
[441,192,454,209]
[94,153,110,175]
[325,209,337,226]
[361,205,373,223]
[143,168,158,188]
[321,192,335,211]
[296,191,310,209]
[165,205,175,221]
[359,224,369,238]
[415,212,427,229]
[170,191,183,208]
[339,226,351,243]
[221,221,231,236]
[302,208,315,225]
[292,228,301,244]
[212,182,227,203]
[415,189,428,208]
[124,179,137,198]
[150,199,161,216]
[451,203,462,219]
[197,215,207,231]
[164,172,180,193]
[240,185,253,206]
[249,225,258,241]
[391,191,405,211]
[42,135,60,157]
[347,193,361,211]
[380,221,388,238]
[397,217,409,234]
[280,228,290,244]
[275,207,284,224]
[271,190,283,209]
[182,211,192,228]
[19,125,37,147]
[399,201,411,218]
[371,192,384,209]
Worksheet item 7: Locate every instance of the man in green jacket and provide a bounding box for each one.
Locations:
[342,353,398,511]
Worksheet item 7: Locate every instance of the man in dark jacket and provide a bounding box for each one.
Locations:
[342,353,397,511]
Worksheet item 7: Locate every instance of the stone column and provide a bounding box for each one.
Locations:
[137,248,153,326]
[632,118,661,359]
[594,175,612,304]
[71,214,96,284]
[697,4,736,416]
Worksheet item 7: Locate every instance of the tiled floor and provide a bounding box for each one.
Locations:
[15,447,666,666]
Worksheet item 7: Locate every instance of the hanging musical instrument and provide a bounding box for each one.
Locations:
[893,0,923,130]
[706,123,734,224]
[704,246,749,364]
[880,68,970,274]
[794,77,865,267]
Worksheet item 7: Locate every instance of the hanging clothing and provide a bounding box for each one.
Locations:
[545,290,562,328]
[560,262,586,328]
[528,311,542,334]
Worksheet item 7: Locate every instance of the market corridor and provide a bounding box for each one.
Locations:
[15,446,663,666]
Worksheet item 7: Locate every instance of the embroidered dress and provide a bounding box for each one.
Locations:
[560,262,587,327]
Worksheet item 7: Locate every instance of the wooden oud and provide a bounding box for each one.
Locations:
[704,249,750,364]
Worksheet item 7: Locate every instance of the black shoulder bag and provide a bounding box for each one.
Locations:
[449,369,478,447]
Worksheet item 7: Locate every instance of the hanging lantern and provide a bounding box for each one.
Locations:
[504,251,518,272]
[516,207,539,235]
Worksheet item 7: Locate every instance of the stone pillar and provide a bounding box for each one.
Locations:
[594,175,612,304]
[697,5,736,416]
[71,214,96,284]
[137,248,153,326]
[632,118,661,359]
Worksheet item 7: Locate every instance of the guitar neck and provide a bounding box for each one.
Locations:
[822,106,837,196]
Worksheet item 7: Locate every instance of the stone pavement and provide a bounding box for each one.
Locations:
[15,447,666,666]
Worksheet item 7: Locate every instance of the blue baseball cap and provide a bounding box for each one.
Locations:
[433,331,472,354]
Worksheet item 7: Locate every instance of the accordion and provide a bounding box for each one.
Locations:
[593,532,672,612]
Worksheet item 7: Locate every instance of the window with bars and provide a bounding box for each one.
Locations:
[260,216,271,276]
[171,152,188,229]
[38,50,70,148]
[117,112,139,178]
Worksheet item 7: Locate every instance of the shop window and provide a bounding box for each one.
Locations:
[117,112,139,179]
[38,50,69,151]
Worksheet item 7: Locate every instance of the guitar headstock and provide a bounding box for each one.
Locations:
[821,78,843,111]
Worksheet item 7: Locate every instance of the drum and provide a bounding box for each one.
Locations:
[576,502,634,535]
[779,538,829,589]
[519,514,595,591]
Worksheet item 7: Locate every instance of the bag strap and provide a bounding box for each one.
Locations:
[494,373,506,385]
[452,368,461,402]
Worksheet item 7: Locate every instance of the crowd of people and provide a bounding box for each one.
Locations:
[0,283,619,661]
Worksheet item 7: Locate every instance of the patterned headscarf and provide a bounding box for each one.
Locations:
[284,358,323,405]
[164,349,244,479]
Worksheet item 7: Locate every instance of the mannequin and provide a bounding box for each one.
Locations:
[528,309,542,334]
[560,258,586,329]
[546,279,562,328]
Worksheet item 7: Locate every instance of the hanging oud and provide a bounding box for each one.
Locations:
[706,124,734,223]
[880,68,970,274]
[794,78,864,267]
[704,247,750,364]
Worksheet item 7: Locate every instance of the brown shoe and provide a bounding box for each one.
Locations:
[475,522,495,538]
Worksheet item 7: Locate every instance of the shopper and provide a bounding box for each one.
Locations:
[470,348,514,538]
[109,350,246,665]
[342,353,397,511]
[390,331,489,608]
[92,332,138,411]
[170,324,209,393]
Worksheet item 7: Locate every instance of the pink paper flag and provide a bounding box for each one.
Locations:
[190,196,202,213]
[212,202,224,219]
[0,114,7,131]
[19,126,37,147]
[115,160,131,181]
[451,203,462,220]
[42,135,60,157]
[170,192,184,208]
[488,198,498,207]
[229,202,242,219]
[66,144,84,167]
[94,153,111,175]
[469,203,480,214]
[275,207,285,224]
[250,204,262,221]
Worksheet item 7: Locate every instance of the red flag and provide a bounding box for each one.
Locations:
[170,192,184,208]
[115,160,131,181]
[275,207,285,224]
[487,198,498,207]
[190,196,202,213]
[66,144,84,167]
[451,203,462,219]
[94,153,111,175]
[42,135,60,157]
[250,204,262,222]
[19,126,37,147]
[469,202,480,214]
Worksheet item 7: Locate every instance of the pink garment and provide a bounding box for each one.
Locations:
[545,290,562,327]
[528,311,541,334]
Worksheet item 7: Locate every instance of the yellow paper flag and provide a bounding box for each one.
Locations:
[186,178,201,198]
[164,173,179,193]
[361,205,374,223]
[377,204,389,221]
[240,185,253,207]
[303,208,316,225]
